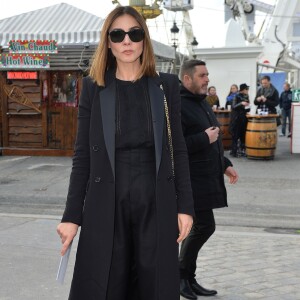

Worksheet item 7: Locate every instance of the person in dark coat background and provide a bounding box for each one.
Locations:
[229,83,251,157]
[279,82,292,137]
[178,60,239,300]
[254,75,279,114]
[56,6,194,300]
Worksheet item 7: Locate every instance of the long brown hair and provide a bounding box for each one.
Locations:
[227,84,238,96]
[89,6,156,86]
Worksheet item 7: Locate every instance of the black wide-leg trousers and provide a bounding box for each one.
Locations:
[178,209,216,280]
[106,148,157,300]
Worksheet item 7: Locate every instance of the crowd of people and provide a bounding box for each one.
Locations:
[204,75,292,158]
[56,5,293,300]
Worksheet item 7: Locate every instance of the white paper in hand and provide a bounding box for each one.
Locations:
[56,241,73,284]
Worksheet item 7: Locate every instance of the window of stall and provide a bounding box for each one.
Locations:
[50,72,79,107]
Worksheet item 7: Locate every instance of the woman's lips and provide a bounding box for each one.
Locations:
[122,50,133,55]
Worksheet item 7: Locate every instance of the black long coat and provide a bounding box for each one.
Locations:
[61,70,194,299]
[229,92,250,137]
[180,85,232,211]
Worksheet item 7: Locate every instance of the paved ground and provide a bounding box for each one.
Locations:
[0,216,299,300]
[0,131,299,299]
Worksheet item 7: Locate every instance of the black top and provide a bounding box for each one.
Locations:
[229,92,250,133]
[254,84,279,114]
[115,77,154,149]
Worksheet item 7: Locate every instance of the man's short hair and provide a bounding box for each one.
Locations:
[180,59,206,81]
[261,75,271,82]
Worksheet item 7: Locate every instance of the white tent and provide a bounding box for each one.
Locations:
[0,3,174,70]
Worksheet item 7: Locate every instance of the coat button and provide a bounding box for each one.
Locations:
[94,177,101,183]
[92,145,99,152]
[167,176,173,181]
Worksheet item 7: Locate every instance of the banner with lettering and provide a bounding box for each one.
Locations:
[9,40,58,54]
[0,54,50,69]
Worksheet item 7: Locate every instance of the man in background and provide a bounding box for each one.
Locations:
[178,59,239,300]
[254,75,279,115]
[279,82,292,137]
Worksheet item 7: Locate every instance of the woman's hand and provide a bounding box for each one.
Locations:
[177,213,193,243]
[57,222,79,256]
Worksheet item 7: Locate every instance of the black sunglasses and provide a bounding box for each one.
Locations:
[108,28,145,43]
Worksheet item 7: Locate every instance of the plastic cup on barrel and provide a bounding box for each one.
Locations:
[250,106,256,115]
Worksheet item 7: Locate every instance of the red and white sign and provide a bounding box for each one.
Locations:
[7,71,38,79]
[9,40,58,53]
[0,54,50,69]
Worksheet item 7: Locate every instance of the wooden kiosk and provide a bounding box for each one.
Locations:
[0,43,82,156]
[0,3,175,156]
[245,114,278,160]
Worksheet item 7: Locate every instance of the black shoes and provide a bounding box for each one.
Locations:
[190,279,217,296]
[180,278,217,298]
[180,279,197,299]
[229,151,238,158]
[240,149,247,157]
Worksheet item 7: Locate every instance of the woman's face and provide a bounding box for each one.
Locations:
[209,87,216,96]
[108,14,144,66]
[231,85,238,93]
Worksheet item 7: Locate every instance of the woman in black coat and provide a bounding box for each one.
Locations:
[56,6,194,300]
[229,83,251,157]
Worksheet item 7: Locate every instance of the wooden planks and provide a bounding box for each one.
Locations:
[3,79,42,148]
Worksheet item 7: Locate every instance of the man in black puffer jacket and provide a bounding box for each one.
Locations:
[178,60,239,300]
[279,82,292,137]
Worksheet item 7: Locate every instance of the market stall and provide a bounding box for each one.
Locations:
[0,3,174,156]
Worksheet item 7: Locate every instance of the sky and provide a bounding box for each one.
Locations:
[0,0,276,52]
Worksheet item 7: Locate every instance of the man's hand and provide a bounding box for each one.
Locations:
[57,222,79,256]
[225,166,239,184]
[205,126,220,144]
[177,213,193,243]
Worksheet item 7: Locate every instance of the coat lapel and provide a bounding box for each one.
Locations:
[148,76,165,176]
[99,72,165,179]
[100,81,116,179]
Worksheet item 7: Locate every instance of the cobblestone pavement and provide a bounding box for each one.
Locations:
[0,215,299,300]
[191,226,300,300]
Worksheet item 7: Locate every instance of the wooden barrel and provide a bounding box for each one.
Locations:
[245,115,277,160]
[215,111,232,150]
